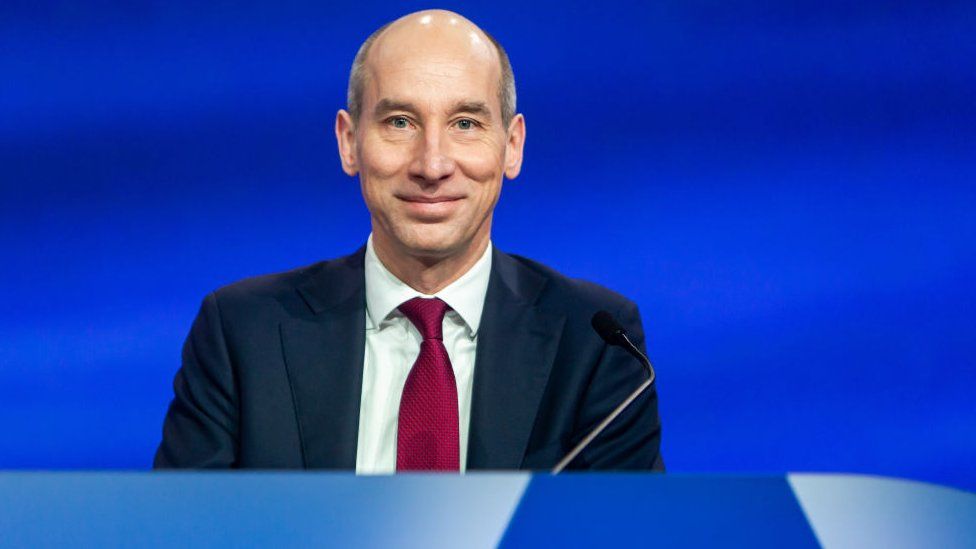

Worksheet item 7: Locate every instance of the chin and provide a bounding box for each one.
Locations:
[398,225,467,258]
[403,239,463,259]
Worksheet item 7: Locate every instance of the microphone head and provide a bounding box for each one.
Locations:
[591,310,627,346]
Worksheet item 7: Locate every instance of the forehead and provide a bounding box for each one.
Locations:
[364,27,502,112]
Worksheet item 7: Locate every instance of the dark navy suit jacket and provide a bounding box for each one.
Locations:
[154,246,663,470]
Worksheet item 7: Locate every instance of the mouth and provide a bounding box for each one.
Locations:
[397,194,465,204]
[396,194,465,220]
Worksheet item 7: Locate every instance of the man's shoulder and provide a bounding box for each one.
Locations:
[210,259,317,301]
[502,251,638,316]
[206,248,364,318]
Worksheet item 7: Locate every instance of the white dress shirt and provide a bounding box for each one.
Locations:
[355,235,492,474]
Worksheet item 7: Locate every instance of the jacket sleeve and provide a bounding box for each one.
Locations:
[571,301,664,471]
[153,292,239,468]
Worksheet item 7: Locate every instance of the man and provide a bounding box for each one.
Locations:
[155,10,663,472]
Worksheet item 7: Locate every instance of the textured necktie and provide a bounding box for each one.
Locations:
[396,297,460,471]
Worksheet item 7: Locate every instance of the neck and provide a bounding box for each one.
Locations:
[372,231,490,295]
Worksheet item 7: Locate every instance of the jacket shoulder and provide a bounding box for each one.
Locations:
[207,248,363,318]
[506,253,637,316]
[211,260,320,304]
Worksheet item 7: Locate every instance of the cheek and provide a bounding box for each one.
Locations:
[358,137,409,211]
[360,134,411,179]
[454,139,505,182]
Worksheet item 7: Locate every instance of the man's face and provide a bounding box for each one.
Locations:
[336,19,524,262]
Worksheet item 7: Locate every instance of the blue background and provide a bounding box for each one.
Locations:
[2,1,974,489]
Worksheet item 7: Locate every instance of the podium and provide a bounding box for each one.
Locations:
[1,473,974,547]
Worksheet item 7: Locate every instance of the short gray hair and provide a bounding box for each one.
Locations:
[346,23,517,126]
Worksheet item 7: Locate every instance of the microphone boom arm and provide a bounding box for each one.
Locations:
[551,332,656,474]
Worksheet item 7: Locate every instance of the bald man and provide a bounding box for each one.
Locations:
[155,10,663,472]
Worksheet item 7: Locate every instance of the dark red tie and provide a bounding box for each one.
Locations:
[396,297,460,471]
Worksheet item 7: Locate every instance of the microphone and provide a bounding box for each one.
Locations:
[551,311,657,474]
[590,312,656,384]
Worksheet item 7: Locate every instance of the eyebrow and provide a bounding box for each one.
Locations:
[449,100,492,120]
[373,98,419,118]
[372,98,494,120]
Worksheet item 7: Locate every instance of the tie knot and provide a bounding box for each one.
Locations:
[398,297,450,340]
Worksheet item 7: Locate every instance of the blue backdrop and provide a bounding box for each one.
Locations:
[2,1,974,489]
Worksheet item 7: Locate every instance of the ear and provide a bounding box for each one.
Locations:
[335,109,359,176]
[503,113,526,180]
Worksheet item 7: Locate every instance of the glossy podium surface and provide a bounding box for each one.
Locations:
[1,473,973,548]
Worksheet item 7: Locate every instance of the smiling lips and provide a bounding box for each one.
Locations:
[398,194,464,203]
[397,194,465,219]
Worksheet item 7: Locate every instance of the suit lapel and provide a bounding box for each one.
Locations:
[467,249,566,470]
[278,246,566,470]
[281,249,366,469]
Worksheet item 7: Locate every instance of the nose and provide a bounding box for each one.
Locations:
[408,127,456,185]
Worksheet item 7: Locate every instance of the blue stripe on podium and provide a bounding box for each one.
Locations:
[500,474,820,548]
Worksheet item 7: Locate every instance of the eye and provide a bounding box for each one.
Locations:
[455,118,476,130]
[389,116,410,129]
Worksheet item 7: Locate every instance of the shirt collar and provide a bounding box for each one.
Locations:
[364,234,493,337]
